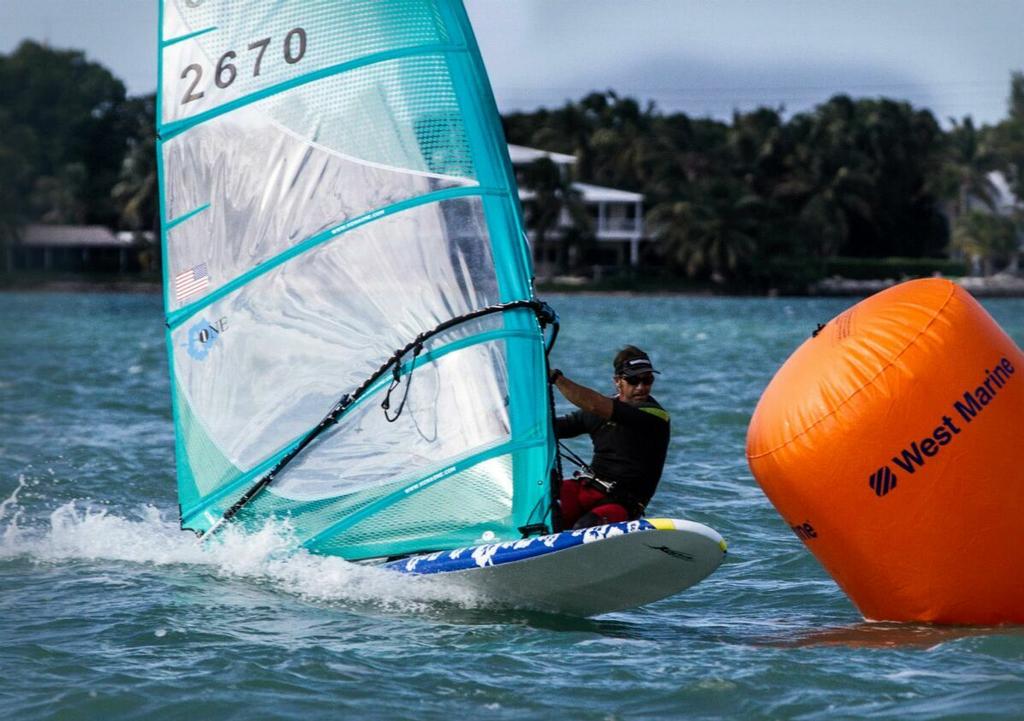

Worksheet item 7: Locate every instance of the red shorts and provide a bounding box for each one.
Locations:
[558,477,629,529]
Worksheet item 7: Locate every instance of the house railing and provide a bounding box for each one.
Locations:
[597,217,642,233]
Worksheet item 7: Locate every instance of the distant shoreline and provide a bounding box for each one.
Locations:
[3,276,1024,298]
[0,278,163,294]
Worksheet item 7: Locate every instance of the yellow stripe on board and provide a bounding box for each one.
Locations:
[648,518,728,553]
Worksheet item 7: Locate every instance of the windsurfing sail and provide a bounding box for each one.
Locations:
[156,0,557,560]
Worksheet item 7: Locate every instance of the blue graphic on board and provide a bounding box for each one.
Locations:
[386,520,658,575]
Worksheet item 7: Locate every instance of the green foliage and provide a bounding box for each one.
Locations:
[518,156,592,273]
[823,256,968,280]
[0,41,134,230]
[987,73,1024,210]
[111,94,158,232]
[0,110,35,250]
[2,40,1022,292]
[937,116,999,218]
[505,89,967,287]
[750,258,825,295]
[648,180,763,280]
[952,211,1019,275]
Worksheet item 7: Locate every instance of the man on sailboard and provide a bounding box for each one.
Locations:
[549,346,671,529]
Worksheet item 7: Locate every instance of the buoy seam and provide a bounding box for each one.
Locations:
[747,280,958,460]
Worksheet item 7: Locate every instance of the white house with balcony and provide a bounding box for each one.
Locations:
[507,144,646,274]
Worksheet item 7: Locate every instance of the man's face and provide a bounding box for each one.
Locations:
[614,373,655,405]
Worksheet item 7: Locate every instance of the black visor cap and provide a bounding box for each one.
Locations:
[615,356,660,378]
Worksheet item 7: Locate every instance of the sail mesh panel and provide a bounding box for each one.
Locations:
[261,55,475,179]
[237,453,516,559]
[162,54,478,312]
[162,0,451,126]
[311,455,516,558]
[241,482,393,540]
[174,379,242,501]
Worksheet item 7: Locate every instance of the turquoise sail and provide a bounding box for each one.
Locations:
[156,0,555,559]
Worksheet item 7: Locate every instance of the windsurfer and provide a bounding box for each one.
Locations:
[549,346,671,529]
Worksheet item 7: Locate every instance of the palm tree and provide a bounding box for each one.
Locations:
[0,113,35,272]
[773,151,875,260]
[952,210,1018,276]
[110,95,159,273]
[770,98,879,259]
[648,179,762,281]
[112,142,157,232]
[980,73,1024,273]
[937,117,999,228]
[518,157,591,276]
[31,162,89,225]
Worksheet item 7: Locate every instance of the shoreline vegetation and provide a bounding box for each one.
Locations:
[5,271,1024,298]
[2,41,1024,296]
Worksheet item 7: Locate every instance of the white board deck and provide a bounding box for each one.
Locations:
[386,518,727,616]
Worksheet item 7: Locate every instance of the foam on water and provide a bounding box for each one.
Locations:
[0,480,487,614]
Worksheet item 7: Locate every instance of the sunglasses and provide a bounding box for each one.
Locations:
[621,374,655,386]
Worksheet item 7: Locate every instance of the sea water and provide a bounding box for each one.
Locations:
[2,291,1023,721]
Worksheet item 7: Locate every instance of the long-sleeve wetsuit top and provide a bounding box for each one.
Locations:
[554,396,670,507]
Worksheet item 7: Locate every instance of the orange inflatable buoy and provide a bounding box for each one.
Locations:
[747,278,1024,624]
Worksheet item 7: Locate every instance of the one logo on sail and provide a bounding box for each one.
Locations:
[186,317,228,361]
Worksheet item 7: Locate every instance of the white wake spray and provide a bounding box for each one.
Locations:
[0,482,486,613]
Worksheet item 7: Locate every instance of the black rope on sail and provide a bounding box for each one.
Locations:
[557,441,593,476]
[381,340,423,422]
[539,302,565,533]
[199,298,559,541]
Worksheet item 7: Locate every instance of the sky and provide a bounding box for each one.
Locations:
[1,0,1022,127]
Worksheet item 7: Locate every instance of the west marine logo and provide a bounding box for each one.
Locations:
[867,358,1016,499]
[868,465,897,497]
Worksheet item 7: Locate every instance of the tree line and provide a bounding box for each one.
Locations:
[1,40,1022,289]
[0,42,157,242]
[505,81,1024,288]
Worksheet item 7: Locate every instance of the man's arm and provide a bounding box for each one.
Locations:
[554,411,588,439]
[550,370,614,420]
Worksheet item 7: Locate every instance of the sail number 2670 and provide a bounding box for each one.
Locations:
[179,28,308,106]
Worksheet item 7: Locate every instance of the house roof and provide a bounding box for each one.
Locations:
[518,182,644,204]
[572,182,644,203]
[508,145,643,203]
[507,144,576,166]
[20,224,134,248]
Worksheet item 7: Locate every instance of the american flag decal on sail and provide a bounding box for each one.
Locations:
[174,262,209,302]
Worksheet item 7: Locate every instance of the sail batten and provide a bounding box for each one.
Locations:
[159,0,555,558]
[162,26,218,48]
[158,43,467,141]
[165,186,505,329]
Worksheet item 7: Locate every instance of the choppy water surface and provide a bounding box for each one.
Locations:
[2,291,1023,721]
